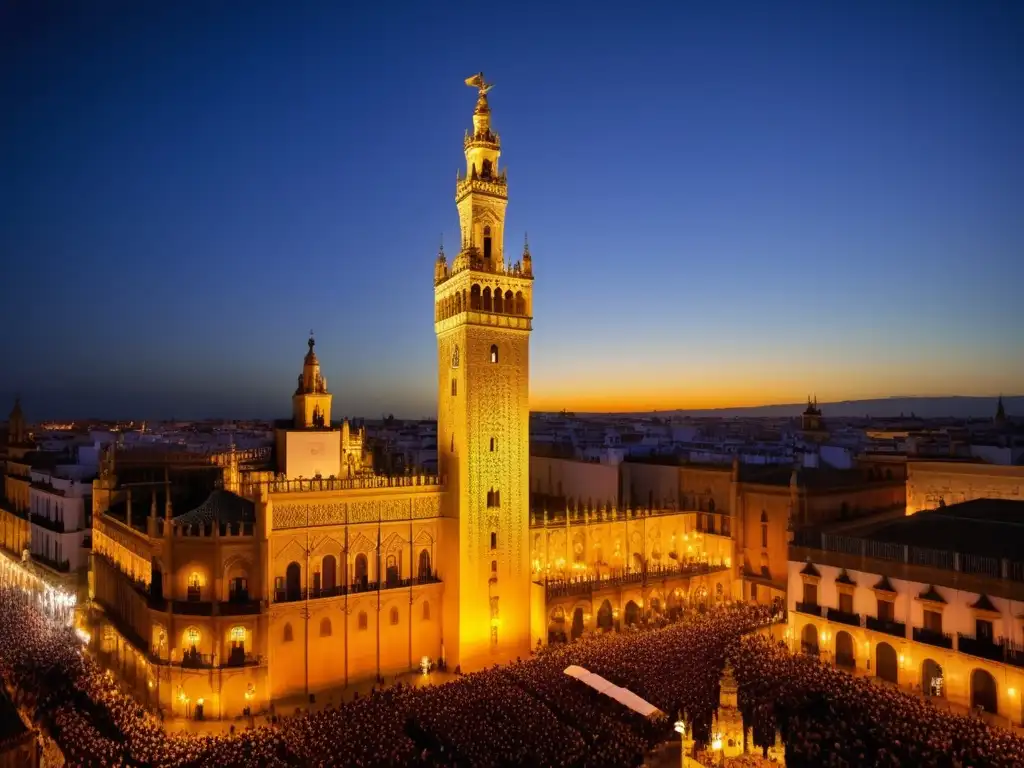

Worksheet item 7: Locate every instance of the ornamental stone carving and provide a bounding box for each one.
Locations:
[412,496,441,519]
[273,503,346,530]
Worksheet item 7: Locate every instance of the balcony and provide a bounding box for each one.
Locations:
[220,598,262,616]
[30,513,65,534]
[866,616,906,638]
[223,651,262,668]
[32,552,71,573]
[794,601,822,617]
[179,651,215,669]
[173,600,214,616]
[826,607,861,628]
[913,627,953,649]
[274,572,442,604]
[1006,640,1024,670]
[958,633,1005,663]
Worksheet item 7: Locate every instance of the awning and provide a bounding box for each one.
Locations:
[564,665,663,719]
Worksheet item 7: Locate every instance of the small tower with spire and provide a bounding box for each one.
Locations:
[292,332,333,430]
[995,394,1008,428]
[7,396,27,446]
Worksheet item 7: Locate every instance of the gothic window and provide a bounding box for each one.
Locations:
[451,344,460,368]
[357,611,368,631]
[187,573,201,601]
[354,553,369,588]
[470,284,481,310]
[422,601,431,621]
[322,555,337,592]
[320,617,332,637]
[515,291,525,315]
[390,606,400,626]
[481,159,493,179]
[418,549,431,579]
[282,623,294,643]
[483,226,492,260]
[285,562,301,601]
[385,555,399,587]
[494,290,504,313]
[490,344,499,363]
[483,287,492,312]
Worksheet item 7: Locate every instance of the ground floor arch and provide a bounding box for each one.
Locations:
[571,607,585,641]
[624,600,640,627]
[835,630,855,668]
[875,642,898,684]
[597,600,614,632]
[801,624,818,656]
[971,668,998,713]
[921,658,944,697]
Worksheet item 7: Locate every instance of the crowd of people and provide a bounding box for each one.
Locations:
[732,634,1024,767]
[3,582,1024,767]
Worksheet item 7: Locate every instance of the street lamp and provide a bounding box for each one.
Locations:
[673,717,688,766]
[712,730,724,767]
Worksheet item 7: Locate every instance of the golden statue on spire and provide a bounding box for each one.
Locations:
[464,72,494,96]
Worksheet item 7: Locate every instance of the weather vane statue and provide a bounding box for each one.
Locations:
[464,72,494,96]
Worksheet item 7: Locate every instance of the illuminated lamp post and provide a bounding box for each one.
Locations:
[711,730,724,767]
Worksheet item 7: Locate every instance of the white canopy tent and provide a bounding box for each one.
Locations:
[564,665,664,719]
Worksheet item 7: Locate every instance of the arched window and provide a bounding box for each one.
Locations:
[470,284,481,310]
[230,626,245,646]
[390,606,400,626]
[385,555,400,587]
[354,553,369,589]
[322,555,337,592]
[319,617,332,637]
[285,561,301,601]
[481,159,492,180]
[760,511,769,549]
[418,549,431,580]
[282,623,293,643]
[186,626,200,650]
[357,611,368,631]
[483,225,492,259]
[490,531,497,550]
[493,290,503,314]
[491,560,497,573]
[515,291,526,315]
[187,572,201,601]
[482,287,492,312]
[422,601,431,621]
[490,344,499,363]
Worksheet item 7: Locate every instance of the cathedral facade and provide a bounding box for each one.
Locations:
[89,76,536,718]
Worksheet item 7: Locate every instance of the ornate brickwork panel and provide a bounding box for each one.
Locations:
[273,503,346,530]
[413,496,441,519]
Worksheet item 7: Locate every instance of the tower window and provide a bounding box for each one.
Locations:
[490,437,496,452]
[451,378,457,396]
[486,489,501,508]
[491,559,497,573]
[483,225,492,260]
[490,344,499,363]
[490,531,497,550]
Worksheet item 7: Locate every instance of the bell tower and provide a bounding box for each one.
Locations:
[436,73,534,669]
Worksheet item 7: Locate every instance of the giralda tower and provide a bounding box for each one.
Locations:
[434,74,534,668]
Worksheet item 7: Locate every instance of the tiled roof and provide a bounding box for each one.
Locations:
[872,575,896,593]
[174,489,255,527]
[918,585,946,603]
[800,561,820,577]
[970,593,998,613]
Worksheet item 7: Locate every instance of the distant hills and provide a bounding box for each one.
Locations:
[575,396,1022,420]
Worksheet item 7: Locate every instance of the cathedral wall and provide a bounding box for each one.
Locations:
[736,486,791,590]
[621,462,680,508]
[906,461,1024,515]
[282,430,342,480]
[679,466,733,512]
[530,457,618,505]
[803,482,906,525]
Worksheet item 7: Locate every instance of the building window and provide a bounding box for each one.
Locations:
[490,344,499,363]
[750,583,758,602]
[451,379,457,396]
[486,489,501,508]
[802,582,817,606]
[422,601,431,621]
[358,611,368,631]
[491,559,498,573]
[490,531,497,550]
[924,609,942,633]
[230,626,245,645]
[976,618,993,640]
[490,437,496,452]
[282,623,293,643]
[187,573,201,601]
[839,593,854,614]
[320,617,332,637]
[390,607,400,626]
[186,627,200,649]
[483,225,492,259]
[877,599,894,622]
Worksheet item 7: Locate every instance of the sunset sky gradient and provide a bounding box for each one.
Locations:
[1,1,1022,419]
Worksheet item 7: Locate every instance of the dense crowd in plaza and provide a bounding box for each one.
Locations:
[2,583,1024,767]
[733,634,1024,767]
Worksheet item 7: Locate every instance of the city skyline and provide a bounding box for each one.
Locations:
[3,2,1023,420]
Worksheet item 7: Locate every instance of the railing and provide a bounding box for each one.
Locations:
[537,563,726,600]
[826,607,861,627]
[274,572,442,604]
[866,616,906,638]
[178,652,216,669]
[240,474,442,496]
[172,600,214,616]
[30,513,65,533]
[794,601,822,617]
[1005,639,1024,670]
[32,552,71,573]
[220,599,262,616]
[913,627,953,649]
[791,528,1024,584]
[223,652,261,668]
[958,633,1005,663]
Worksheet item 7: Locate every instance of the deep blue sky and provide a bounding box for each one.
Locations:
[2,1,1022,420]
